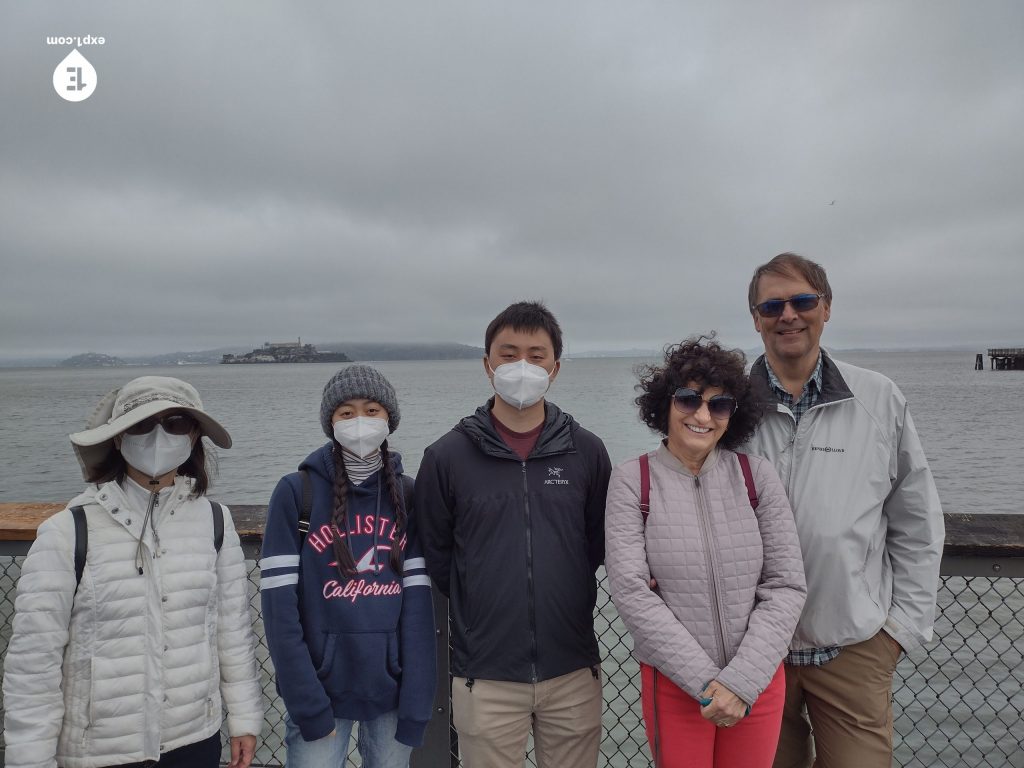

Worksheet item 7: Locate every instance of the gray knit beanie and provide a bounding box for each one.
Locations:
[320,365,400,436]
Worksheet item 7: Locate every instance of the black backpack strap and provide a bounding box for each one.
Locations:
[401,474,414,515]
[736,452,759,510]
[298,469,313,541]
[70,505,87,589]
[210,501,225,553]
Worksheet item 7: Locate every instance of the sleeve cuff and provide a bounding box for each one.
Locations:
[884,616,922,653]
[396,717,429,748]
[297,708,337,742]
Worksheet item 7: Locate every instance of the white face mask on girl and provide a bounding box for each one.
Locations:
[333,416,390,458]
[489,359,554,410]
[119,426,194,479]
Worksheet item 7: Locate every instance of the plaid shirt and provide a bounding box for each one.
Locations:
[764,354,842,667]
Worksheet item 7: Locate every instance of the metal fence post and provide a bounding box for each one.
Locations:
[411,587,454,768]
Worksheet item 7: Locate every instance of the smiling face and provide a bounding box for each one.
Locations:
[752,270,831,372]
[666,381,731,472]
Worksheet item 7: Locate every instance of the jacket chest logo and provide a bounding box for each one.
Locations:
[544,466,569,485]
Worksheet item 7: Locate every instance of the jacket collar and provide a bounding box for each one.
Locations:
[750,349,854,408]
[456,398,578,460]
[655,441,721,478]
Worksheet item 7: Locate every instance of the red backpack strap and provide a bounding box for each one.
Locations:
[639,452,651,524]
[736,452,759,510]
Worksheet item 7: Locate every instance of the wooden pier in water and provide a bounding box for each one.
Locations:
[978,348,1024,370]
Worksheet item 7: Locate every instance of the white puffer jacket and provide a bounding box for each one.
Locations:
[2,477,263,768]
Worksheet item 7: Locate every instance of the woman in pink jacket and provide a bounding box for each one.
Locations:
[605,336,806,768]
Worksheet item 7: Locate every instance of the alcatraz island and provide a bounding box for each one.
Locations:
[221,339,350,364]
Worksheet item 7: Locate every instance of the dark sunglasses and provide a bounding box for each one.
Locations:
[752,292,825,318]
[125,413,197,436]
[671,388,737,419]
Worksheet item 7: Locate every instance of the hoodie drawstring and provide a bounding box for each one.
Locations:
[372,480,382,575]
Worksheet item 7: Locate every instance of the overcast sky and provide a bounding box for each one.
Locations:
[2,1,1022,359]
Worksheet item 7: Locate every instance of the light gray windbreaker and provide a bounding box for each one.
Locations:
[2,477,263,768]
[744,352,944,653]
[605,445,806,707]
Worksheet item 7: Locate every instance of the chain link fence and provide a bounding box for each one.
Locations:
[1,555,1022,767]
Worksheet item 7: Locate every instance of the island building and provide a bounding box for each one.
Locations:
[222,338,351,364]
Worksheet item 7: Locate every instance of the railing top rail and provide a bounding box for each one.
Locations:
[1,503,1022,557]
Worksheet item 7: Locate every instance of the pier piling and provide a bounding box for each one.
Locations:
[986,348,1024,371]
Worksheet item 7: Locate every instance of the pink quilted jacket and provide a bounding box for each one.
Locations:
[605,444,806,706]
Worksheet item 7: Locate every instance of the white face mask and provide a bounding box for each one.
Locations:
[489,359,554,410]
[119,426,194,479]
[333,416,390,458]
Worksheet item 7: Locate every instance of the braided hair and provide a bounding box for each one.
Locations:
[328,439,408,578]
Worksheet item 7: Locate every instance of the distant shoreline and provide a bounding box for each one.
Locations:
[0,345,1005,370]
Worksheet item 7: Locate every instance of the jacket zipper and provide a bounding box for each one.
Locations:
[694,475,728,668]
[134,489,159,575]
[783,399,841,494]
[522,461,538,683]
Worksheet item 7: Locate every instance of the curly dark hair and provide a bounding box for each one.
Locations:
[635,334,766,450]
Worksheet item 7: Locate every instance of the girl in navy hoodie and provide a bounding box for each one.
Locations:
[261,365,436,768]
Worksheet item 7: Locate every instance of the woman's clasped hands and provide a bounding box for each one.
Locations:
[698,680,749,729]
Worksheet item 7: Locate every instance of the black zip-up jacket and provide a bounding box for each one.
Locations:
[415,399,612,683]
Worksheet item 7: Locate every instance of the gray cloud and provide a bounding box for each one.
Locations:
[2,0,1023,359]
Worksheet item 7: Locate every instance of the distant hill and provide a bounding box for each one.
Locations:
[59,352,127,368]
[319,342,484,361]
[128,348,247,366]
[40,342,484,368]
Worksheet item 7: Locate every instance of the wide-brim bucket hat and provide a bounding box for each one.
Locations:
[69,375,231,479]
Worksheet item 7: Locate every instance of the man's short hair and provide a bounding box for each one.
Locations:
[747,253,833,314]
[485,301,564,361]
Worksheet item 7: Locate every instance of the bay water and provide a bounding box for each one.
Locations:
[2,349,1022,514]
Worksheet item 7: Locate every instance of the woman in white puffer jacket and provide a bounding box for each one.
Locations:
[2,376,263,768]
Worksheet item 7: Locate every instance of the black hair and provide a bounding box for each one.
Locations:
[484,300,563,361]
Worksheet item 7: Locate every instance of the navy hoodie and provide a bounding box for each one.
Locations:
[260,444,436,746]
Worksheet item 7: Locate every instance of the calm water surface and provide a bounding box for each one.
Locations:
[1,349,1021,513]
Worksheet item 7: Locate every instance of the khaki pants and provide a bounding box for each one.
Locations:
[452,667,603,768]
[773,630,903,768]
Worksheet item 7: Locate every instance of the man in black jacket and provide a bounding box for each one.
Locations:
[416,301,612,768]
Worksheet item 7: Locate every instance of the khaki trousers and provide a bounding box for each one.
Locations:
[773,630,903,768]
[452,667,602,768]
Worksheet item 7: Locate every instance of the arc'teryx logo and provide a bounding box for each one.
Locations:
[545,466,569,485]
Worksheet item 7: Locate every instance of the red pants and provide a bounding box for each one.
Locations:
[641,662,786,768]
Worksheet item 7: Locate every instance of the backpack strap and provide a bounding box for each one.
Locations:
[638,452,651,524]
[298,469,313,541]
[71,505,87,589]
[736,452,759,510]
[210,501,225,553]
[401,474,414,515]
